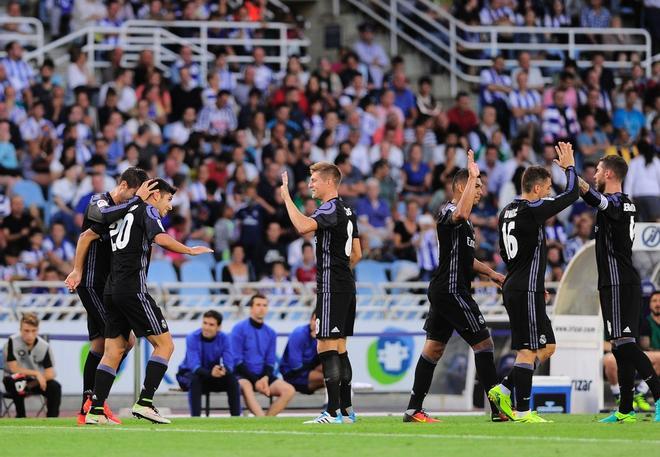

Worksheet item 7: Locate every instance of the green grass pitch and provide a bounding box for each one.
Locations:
[0,415,656,457]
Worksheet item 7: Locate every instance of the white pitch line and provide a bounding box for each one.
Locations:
[0,425,657,445]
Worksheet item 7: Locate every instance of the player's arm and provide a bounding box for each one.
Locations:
[154,233,213,256]
[88,180,158,224]
[580,181,624,220]
[280,172,318,235]
[473,259,505,287]
[42,348,55,381]
[529,142,579,223]
[451,149,480,223]
[65,228,101,290]
[350,215,362,268]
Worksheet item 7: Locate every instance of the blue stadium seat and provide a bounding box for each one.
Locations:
[185,239,215,269]
[356,260,390,295]
[147,259,178,284]
[12,180,46,209]
[180,261,214,295]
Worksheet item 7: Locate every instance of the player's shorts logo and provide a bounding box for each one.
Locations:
[539,334,547,345]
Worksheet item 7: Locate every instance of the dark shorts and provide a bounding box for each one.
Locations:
[503,289,555,351]
[105,292,169,340]
[283,372,312,394]
[315,292,356,339]
[599,284,641,340]
[77,287,107,340]
[424,290,491,346]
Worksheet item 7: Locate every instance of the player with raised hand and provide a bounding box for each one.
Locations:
[489,141,579,423]
[403,150,507,423]
[76,179,213,425]
[280,162,362,424]
[64,167,156,425]
[578,156,660,423]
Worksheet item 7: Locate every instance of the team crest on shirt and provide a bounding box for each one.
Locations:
[96,199,109,209]
[478,316,485,325]
[161,320,168,330]
[539,334,547,345]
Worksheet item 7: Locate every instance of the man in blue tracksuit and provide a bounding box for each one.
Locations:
[177,310,241,416]
[280,314,324,394]
[231,294,295,416]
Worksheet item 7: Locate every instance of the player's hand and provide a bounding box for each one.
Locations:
[255,376,269,394]
[36,373,47,391]
[280,172,290,200]
[553,141,575,169]
[65,269,82,292]
[467,149,479,178]
[490,271,506,288]
[136,179,159,201]
[188,246,214,256]
[544,290,550,303]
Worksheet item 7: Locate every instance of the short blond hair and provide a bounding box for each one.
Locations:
[310,162,342,186]
[20,312,39,327]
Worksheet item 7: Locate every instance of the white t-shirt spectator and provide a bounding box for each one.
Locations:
[624,155,660,198]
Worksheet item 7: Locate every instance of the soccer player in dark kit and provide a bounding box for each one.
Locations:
[69,179,213,424]
[490,142,579,423]
[65,167,155,425]
[280,162,362,424]
[403,150,507,423]
[578,155,660,423]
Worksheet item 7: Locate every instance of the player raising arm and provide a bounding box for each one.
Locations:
[578,156,660,423]
[281,163,361,424]
[489,142,579,423]
[403,150,507,423]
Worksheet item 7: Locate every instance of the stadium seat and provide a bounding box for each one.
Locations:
[185,240,216,269]
[180,261,214,295]
[355,260,390,295]
[11,180,46,210]
[147,259,178,284]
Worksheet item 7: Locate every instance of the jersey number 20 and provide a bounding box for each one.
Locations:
[501,221,518,259]
[109,213,134,252]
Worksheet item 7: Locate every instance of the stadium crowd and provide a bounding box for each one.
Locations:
[0,0,658,291]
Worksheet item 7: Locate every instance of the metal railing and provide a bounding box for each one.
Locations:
[2,280,560,324]
[22,20,309,85]
[0,17,45,59]
[340,0,652,95]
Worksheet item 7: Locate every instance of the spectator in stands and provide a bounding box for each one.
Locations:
[293,242,317,283]
[42,221,74,276]
[0,120,19,176]
[415,76,442,118]
[564,213,594,262]
[353,22,389,89]
[468,105,508,157]
[613,89,646,141]
[577,113,609,166]
[252,47,274,93]
[542,87,580,144]
[2,313,61,418]
[543,71,578,109]
[582,52,616,94]
[645,0,660,54]
[393,199,420,265]
[577,88,613,135]
[279,313,324,395]
[479,0,515,26]
[256,222,288,279]
[447,91,478,136]
[177,310,241,417]
[413,213,438,281]
[401,143,432,206]
[479,55,512,135]
[231,294,295,416]
[511,51,544,93]
[605,128,639,163]
[169,46,202,87]
[391,72,417,121]
[356,178,393,257]
[624,141,660,222]
[1,41,35,103]
[509,71,543,140]
[221,243,255,284]
[2,195,38,253]
[67,47,96,92]
[580,0,611,41]
[3,2,35,49]
[72,0,107,30]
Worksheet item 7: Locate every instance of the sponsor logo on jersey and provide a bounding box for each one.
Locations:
[96,199,109,209]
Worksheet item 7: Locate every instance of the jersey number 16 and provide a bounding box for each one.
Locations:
[502,221,518,259]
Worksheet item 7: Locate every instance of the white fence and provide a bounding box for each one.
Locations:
[340,0,653,95]
[0,280,561,323]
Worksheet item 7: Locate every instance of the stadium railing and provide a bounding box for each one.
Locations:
[1,280,560,323]
[0,17,44,57]
[337,0,652,96]
[13,19,309,83]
